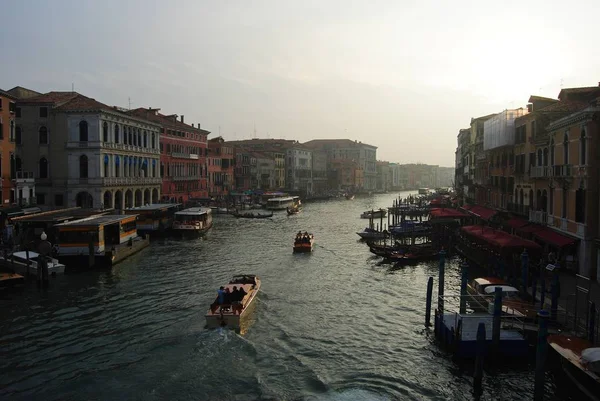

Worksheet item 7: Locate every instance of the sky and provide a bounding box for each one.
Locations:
[2,0,600,167]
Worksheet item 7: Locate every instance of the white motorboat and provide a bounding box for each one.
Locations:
[1,251,66,276]
[206,274,261,331]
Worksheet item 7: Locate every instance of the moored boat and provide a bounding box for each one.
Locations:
[0,251,66,276]
[172,207,213,235]
[360,209,387,219]
[0,271,25,289]
[356,227,388,240]
[206,274,261,330]
[548,334,600,401]
[293,232,314,253]
[467,277,532,317]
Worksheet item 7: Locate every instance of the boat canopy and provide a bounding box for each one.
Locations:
[429,208,469,219]
[461,225,542,251]
[483,285,519,295]
[581,348,600,373]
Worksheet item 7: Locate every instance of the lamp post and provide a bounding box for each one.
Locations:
[37,231,52,289]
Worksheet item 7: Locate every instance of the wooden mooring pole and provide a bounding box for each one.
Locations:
[459,261,468,314]
[521,250,529,294]
[473,322,486,398]
[425,276,433,327]
[492,286,502,359]
[589,302,596,343]
[437,250,446,314]
[534,310,549,401]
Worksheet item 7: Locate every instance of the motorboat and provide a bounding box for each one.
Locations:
[206,274,261,331]
[172,207,213,235]
[548,335,600,401]
[356,227,388,240]
[287,206,302,215]
[0,251,66,276]
[361,209,387,219]
[467,277,532,317]
[293,233,314,253]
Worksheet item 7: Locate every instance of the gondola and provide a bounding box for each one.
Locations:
[233,211,273,219]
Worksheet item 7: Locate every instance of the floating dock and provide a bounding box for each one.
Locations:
[435,312,529,358]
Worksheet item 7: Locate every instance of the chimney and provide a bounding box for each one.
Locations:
[180,115,184,123]
[198,123,201,129]
[191,123,194,128]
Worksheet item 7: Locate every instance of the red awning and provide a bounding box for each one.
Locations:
[533,228,576,248]
[430,208,469,219]
[462,204,473,210]
[430,198,442,205]
[468,205,498,221]
[506,217,529,229]
[517,224,544,234]
[461,225,541,251]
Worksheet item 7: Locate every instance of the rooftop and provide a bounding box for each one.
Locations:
[56,214,136,227]
[303,139,377,149]
[128,108,210,135]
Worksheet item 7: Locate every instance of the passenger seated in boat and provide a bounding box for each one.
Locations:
[223,288,232,305]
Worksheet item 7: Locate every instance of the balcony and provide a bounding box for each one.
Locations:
[529,210,547,225]
[553,164,571,178]
[530,166,551,179]
[101,177,162,186]
[68,141,160,154]
[171,152,199,160]
[172,175,201,182]
[13,171,35,184]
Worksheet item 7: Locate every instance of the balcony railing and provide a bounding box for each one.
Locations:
[530,166,551,179]
[529,210,548,225]
[553,164,572,177]
[68,141,160,154]
[172,175,201,181]
[14,171,35,183]
[102,177,162,186]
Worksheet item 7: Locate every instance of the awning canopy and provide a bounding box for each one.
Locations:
[468,205,498,221]
[430,208,469,219]
[506,217,529,229]
[461,225,542,251]
[533,227,577,248]
[517,224,545,234]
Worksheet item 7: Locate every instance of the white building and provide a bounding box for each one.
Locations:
[15,92,161,209]
[286,143,313,194]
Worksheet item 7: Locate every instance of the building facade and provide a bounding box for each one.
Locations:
[286,144,313,194]
[129,108,209,203]
[16,92,161,209]
[0,90,17,206]
[207,136,234,198]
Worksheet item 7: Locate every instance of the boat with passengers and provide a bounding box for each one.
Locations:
[266,196,300,211]
[172,207,213,235]
[206,274,261,331]
[293,232,314,253]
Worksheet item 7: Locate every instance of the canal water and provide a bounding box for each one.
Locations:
[0,192,576,400]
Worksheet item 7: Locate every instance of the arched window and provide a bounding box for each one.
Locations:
[15,126,22,145]
[115,156,120,177]
[79,155,88,178]
[563,132,569,164]
[580,128,587,165]
[143,131,147,148]
[10,154,15,179]
[79,121,88,142]
[103,122,109,143]
[151,133,155,149]
[9,120,14,142]
[128,127,132,145]
[543,148,548,166]
[550,139,555,166]
[562,187,568,218]
[15,156,22,173]
[39,157,48,178]
[104,155,109,177]
[123,126,128,144]
[537,149,543,166]
[114,124,120,143]
[39,126,48,144]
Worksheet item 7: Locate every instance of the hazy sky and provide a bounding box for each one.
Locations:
[3,0,600,167]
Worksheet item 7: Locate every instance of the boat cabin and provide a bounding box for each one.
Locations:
[55,214,138,256]
[125,203,181,233]
[468,277,509,295]
[173,207,213,231]
[266,196,299,210]
[482,284,520,299]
